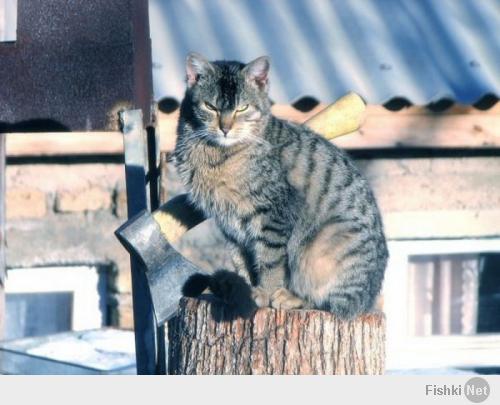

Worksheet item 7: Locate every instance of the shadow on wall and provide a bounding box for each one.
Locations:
[0,119,69,134]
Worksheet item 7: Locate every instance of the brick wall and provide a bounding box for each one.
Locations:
[5,156,500,329]
[4,161,230,329]
[5,163,132,327]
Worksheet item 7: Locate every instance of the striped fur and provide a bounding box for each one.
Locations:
[175,53,388,319]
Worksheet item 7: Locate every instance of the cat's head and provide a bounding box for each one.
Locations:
[180,52,272,147]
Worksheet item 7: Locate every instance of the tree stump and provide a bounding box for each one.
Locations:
[168,297,385,375]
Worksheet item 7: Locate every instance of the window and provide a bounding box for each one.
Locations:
[4,266,108,340]
[408,253,500,337]
[0,0,17,42]
[384,239,500,371]
[6,292,73,338]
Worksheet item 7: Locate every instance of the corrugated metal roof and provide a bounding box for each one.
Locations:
[149,0,500,106]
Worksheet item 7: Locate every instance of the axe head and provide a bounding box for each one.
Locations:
[115,209,207,324]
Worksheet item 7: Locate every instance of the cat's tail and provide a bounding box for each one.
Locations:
[324,294,367,320]
[323,267,384,320]
[182,269,257,318]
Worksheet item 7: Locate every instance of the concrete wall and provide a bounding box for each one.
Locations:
[5,156,500,328]
[5,163,132,327]
[359,157,500,239]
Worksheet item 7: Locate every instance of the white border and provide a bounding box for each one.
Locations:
[0,0,17,42]
[5,266,104,331]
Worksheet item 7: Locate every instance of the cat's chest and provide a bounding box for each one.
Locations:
[187,147,254,215]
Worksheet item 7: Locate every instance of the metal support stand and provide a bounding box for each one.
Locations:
[0,133,6,338]
[120,110,165,374]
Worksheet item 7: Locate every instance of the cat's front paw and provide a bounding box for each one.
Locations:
[270,288,305,310]
[252,287,270,308]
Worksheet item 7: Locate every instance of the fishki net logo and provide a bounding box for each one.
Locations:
[425,378,490,403]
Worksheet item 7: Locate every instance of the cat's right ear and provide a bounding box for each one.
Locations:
[186,52,214,87]
[243,56,270,92]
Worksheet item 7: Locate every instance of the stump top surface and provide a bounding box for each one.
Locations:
[179,296,385,325]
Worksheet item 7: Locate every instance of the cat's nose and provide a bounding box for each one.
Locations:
[219,113,234,136]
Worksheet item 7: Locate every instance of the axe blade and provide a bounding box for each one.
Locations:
[115,209,207,324]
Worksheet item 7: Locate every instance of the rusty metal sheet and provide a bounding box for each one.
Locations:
[0,0,153,132]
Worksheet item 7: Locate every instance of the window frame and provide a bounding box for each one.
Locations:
[384,238,500,370]
[4,266,106,336]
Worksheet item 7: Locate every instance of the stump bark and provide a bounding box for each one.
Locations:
[168,297,385,375]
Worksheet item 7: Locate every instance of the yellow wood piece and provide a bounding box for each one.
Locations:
[153,210,190,244]
[305,92,366,139]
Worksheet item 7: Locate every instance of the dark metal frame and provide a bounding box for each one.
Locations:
[0,133,5,338]
[0,0,153,132]
[120,110,166,374]
[0,134,5,284]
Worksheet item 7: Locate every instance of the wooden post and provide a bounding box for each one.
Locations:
[168,297,385,375]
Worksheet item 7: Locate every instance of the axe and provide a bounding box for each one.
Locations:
[115,92,366,325]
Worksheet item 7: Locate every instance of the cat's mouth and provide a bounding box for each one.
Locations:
[215,134,240,147]
[204,128,255,148]
[207,127,240,147]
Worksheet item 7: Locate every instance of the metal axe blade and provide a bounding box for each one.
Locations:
[115,203,207,325]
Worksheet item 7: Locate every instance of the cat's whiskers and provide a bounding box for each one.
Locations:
[236,131,269,147]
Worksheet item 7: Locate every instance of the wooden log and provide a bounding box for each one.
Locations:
[157,103,500,152]
[168,297,385,375]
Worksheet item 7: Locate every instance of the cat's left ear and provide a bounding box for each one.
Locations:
[243,56,270,92]
[186,52,215,87]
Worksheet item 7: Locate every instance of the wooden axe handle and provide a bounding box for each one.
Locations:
[305,92,366,139]
[153,194,206,244]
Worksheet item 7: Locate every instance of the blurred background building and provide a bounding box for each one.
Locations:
[1,0,499,373]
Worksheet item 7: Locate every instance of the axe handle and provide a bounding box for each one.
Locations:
[153,194,206,243]
[305,92,365,139]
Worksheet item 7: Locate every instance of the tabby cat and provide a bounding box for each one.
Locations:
[175,53,388,319]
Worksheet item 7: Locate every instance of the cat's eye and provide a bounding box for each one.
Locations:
[236,104,249,113]
[204,101,218,112]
